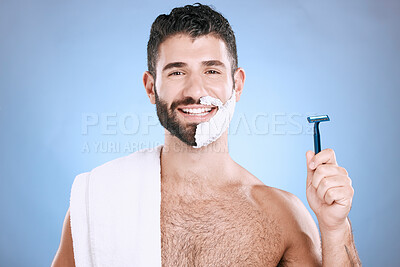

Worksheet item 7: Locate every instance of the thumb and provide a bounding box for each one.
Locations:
[306,150,315,187]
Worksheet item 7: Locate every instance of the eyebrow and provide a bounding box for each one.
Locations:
[162,60,226,72]
[162,62,187,72]
[202,60,226,68]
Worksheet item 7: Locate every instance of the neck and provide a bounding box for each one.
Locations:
[161,130,238,192]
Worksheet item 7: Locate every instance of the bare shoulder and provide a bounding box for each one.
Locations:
[250,186,318,235]
[52,208,75,267]
[248,184,322,265]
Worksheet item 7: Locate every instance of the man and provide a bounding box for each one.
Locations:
[53,4,361,266]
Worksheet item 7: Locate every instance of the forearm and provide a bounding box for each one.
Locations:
[320,217,361,267]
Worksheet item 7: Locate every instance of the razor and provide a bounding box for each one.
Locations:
[307,115,330,154]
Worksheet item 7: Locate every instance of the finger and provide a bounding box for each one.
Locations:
[311,165,349,189]
[309,148,337,170]
[316,175,352,201]
[306,150,315,187]
[324,186,354,206]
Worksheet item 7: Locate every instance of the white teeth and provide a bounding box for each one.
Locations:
[181,107,212,115]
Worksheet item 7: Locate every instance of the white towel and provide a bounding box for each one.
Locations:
[70,145,163,267]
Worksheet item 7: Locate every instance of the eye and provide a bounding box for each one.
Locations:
[169,71,184,76]
[206,70,220,74]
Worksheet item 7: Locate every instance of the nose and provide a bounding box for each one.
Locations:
[182,73,208,100]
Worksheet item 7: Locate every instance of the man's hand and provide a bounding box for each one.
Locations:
[305,148,354,231]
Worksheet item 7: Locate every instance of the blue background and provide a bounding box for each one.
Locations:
[1,0,399,266]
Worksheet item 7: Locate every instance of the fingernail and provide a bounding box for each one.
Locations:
[309,161,315,169]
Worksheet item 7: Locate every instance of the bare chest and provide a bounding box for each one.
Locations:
[160,193,285,267]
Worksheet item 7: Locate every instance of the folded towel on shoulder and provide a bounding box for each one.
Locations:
[70,145,163,267]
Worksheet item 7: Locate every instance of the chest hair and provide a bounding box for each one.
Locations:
[161,188,284,267]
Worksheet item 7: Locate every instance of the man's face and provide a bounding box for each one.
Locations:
[153,34,235,146]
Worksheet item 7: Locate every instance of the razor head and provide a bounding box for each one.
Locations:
[307,115,330,123]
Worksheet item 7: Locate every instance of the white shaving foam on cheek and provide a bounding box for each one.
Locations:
[193,90,236,148]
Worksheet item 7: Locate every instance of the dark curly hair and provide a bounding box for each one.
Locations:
[147,3,238,79]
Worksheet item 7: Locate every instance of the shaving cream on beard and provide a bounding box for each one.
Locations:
[193,90,236,148]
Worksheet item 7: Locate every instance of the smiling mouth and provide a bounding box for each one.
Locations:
[180,107,213,116]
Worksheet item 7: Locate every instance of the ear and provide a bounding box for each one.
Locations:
[143,71,156,104]
[233,67,245,102]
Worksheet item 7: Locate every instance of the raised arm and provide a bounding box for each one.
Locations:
[319,217,361,266]
[306,149,361,266]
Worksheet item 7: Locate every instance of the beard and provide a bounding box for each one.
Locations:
[154,87,199,146]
